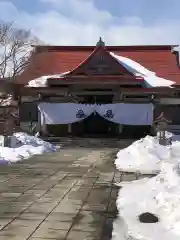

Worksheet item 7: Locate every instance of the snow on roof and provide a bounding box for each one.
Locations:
[26,51,175,88]
[17,45,180,85]
[26,72,70,87]
[110,52,175,88]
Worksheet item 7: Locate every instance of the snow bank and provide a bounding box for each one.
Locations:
[115,133,180,174]
[110,52,175,87]
[112,162,180,240]
[0,132,58,164]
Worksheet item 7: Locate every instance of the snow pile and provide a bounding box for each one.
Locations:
[110,52,175,87]
[0,132,58,164]
[27,72,70,87]
[112,162,180,240]
[115,133,180,174]
[0,96,17,106]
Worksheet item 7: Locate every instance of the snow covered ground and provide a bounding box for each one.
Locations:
[115,132,180,174]
[113,132,180,240]
[112,162,180,240]
[0,132,58,164]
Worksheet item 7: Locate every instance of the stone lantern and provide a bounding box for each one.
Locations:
[154,112,171,145]
[0,95,19,147]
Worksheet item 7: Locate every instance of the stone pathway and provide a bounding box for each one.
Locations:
[0,139,140,240]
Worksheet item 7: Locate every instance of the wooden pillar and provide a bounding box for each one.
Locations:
[68,124,72,134]
[119,124,123,134]
[112,92,124,136]
[37,110,41,133]
[112,91,123,103]
[38,110,48,136]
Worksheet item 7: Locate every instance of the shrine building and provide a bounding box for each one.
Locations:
[12,38,180,138]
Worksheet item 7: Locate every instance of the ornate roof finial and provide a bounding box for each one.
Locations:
[96,37,105,47]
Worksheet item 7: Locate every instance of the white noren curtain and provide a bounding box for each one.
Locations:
[96,103,154,125]
[38,103,95,125]
[38,103,154,126]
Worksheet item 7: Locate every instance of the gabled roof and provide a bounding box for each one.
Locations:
[66,45,134,76]
[17,43,180,85]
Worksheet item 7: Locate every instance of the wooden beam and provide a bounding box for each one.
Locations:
[17,87,67,96]
[121,87,176,93]
[74,91,115,95]
[50,75,144,81]
[15,83,178,97]
[48,80,141,85]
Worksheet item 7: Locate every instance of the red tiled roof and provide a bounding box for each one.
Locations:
[17,45,180,85]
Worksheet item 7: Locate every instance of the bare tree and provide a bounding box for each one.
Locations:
[0,21,39,81]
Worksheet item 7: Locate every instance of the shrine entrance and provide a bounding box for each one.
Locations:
[77,94,118,137]
[82,113,118,137]
[38,99,153,138]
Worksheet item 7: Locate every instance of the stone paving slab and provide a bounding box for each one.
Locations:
[0,140,138,240]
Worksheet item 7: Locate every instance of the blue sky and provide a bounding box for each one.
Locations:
[1,0,180,45]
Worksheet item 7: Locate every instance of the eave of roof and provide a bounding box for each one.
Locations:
[48,75,145,83]
[32,44,179,52]
[17,43,180,86]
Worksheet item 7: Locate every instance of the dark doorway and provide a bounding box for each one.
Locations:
[83,113,108,135]
[82,113,118,137]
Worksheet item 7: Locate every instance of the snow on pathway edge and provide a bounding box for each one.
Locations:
[112,162,180,240]
[0,132,58,163]
[115,132,180,174]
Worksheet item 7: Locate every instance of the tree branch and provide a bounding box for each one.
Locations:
[0,20,40,80]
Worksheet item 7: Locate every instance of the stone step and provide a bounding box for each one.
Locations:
[43,137,134,148]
